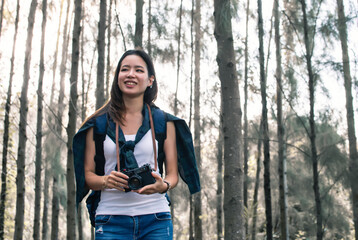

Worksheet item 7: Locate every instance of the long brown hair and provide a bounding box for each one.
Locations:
[83,49,158,126]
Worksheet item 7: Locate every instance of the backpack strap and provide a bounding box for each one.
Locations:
[93,113,108,176]
[151,107,167,175]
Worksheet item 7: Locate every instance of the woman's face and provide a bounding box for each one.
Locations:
[117,54,154,99]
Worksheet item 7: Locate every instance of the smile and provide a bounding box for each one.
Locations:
[124,81,137,86]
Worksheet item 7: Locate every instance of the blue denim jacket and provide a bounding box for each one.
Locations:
[73,106,201,208]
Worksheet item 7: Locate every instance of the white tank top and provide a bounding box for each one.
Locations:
[96,130,170,216]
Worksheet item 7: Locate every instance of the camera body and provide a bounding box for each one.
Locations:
[122,164,156,191]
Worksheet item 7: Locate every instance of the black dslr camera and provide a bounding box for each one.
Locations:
[122,164,156,191]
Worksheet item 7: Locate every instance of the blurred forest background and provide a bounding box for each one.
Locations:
[0,0,357,239]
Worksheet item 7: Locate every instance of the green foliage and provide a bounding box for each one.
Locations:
[285,113,351,238]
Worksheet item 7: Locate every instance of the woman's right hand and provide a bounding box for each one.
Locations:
[105,171,129,191]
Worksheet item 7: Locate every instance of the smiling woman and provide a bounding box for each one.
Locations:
[72,49,200,240]
[118,54,154,101]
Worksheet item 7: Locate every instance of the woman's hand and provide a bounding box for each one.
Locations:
[132,172,168,195]
[104,171,129,191]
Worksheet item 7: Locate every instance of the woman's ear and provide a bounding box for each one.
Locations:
[148,76,155,87]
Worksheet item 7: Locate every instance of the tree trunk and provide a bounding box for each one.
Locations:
[300,1,322,239]
[66,0,82,239]
[0,0,4,38]
[106,0,113,100]
[336,0,358,238]
[251,121,263,240]
[213,0,244,239]
[171,0,184,226]
[173,0,183,116]
[96,0,106,109]
[14,0,38,239]
[189,1,195,238]
[257,0,273,239]
[216,114,224,240]
[41,159,50,240]
[0,1,20,238]
[134,0,143,48]
[50,0,65,105]
[274,0,289,239]
[243,0,250,236]
[52,1,71,238]
[33,1,47,239]
[147,0,152,55]
[193,0,202,238]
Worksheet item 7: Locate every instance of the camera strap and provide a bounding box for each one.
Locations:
[115,104,158,172]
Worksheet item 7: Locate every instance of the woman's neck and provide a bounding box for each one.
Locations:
[123,96,144,115]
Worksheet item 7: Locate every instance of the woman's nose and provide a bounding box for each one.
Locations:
[127,68,135,77]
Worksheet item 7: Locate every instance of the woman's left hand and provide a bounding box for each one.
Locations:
[132,172,168,195]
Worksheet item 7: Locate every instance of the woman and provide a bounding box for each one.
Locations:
[73,49,200,239]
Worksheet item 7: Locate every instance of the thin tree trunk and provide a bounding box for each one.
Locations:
[77,3,86,239]
[96,0,107,109]
[257,0,273,239]
[171,0,184,226]
[274,0,289,239]
[216,113,223,240]
[189,1,195,238]
[66,0,82,239]
[33,1,47,239]
[106,0,113,100]
[173,0,183,116]
[336,0,358,238]
[243,0,250,236]
[147,0,152,55]
[52,1,71,239]
[300,1,322,239]
[14,0,38,239]
[41,156,50,240]
[193,0,202,238]
[134,0,143,48]
[251,121,263,240]
[114,6,127,51]
[50,0,65,105]
[0,1,20,238]
[0,0,4,38]
[214,0,244,239]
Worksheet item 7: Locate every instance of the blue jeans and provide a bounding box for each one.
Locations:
[95,212,173,240]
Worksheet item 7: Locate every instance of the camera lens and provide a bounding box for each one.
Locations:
[128,176,142,190]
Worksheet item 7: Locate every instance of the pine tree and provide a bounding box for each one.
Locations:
[14,0,38,238]
[214,0,244,238]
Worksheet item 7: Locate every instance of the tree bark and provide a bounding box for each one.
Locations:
[0,0,4,38]
[251,121,263,240]
[189,1,195,238]
[147,0,152,55]
[213,0,244,239]
[33,1,47,239]
[134,0,144,48]
[173,0,183,116]
[14,0,38,239]
[274,0,289,239]
[66,0,82,239]
[216,113,224,240]
[0,1,20,238]
[193,0,202,239]
[52,1,71,239]
[336,0,358,238]
[257,0,273,239]
[106,0,113,100]
[96,0,107,109]
[300,1,323,239]
[171,0,184,226]
[50,0,65,105]
[243,0,250,236]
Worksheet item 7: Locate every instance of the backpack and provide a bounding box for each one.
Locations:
[86,107,167,227]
